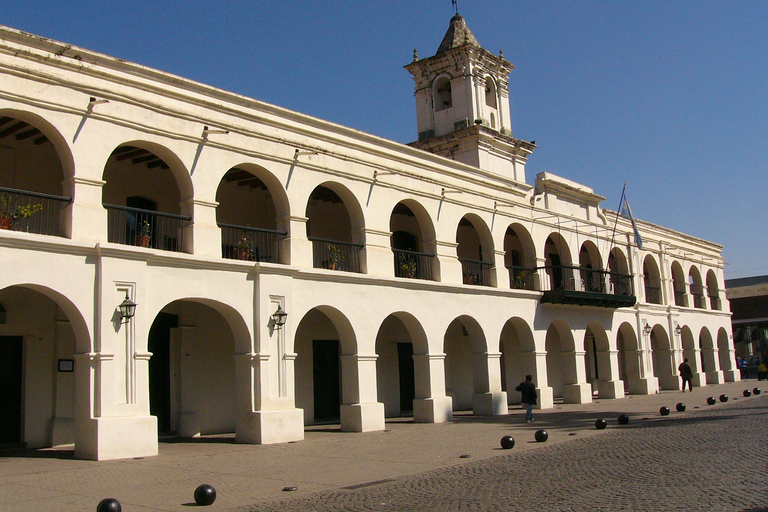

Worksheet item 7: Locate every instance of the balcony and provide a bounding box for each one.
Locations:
[460,258,492,286]
[310,238,363,273]
[106,204,190,252]
[393,249,434,280]
[0,186,71,237]
[539,265,636,308]
[507,265,536,290]
[220,224,285,263]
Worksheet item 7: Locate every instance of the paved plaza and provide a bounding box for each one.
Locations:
[1,380,767,511]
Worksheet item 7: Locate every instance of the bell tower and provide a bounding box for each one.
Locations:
[405,14,535,183]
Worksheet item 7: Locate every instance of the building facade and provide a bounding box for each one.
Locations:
[0,16,735,460]
[726,275,768,372]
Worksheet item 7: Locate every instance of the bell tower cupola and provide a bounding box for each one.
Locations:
[405,14,535,183]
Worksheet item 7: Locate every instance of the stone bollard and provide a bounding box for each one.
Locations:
[500,435,515,449]
[595,418,607,430]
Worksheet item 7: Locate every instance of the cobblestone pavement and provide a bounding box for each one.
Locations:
[1,382,766,512]
[244,398,768,512]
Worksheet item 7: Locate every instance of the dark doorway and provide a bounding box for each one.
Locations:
[549,253,563,289]
[149,313,178,435]
[397,342,415,415]
[0,336,23,444]
[313,340,341,423]
[392,231,417,252]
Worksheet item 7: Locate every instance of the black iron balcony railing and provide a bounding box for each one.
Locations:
[674,290,687,307]
[106,204,189,252]
[709,294,721,310]
[538,265,636,307]
[0,186,71,237]
[689,284,706,308]
[310,237,363,273]
[220,224,285,263]
[507,265,536,290]
[460,258,492,286]
[393,248,434,280]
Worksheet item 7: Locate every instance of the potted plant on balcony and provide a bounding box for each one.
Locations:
[237,235,254,261]
[398,254,418,279]
[136,220,151,247]
[0,195,43,230]
[324,243,345,270]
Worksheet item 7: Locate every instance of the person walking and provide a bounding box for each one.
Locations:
[515,375,537,423]
[678,358,693,392]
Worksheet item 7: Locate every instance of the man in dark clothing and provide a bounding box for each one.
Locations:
[678,358,693,392]
[515,374,537,423]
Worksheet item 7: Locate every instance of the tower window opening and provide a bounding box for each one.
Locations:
[435,77,452,111]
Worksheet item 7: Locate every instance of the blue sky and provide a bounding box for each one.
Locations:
[3,1,766,279]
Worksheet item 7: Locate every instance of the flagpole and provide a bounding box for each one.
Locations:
[608,180,626,257]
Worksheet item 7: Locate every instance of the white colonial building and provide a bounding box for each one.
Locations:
[0,15,735,460]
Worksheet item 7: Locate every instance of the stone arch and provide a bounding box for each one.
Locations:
[306,183,365,273]
[456,213,495,286]
[216,164,290,264]
[585,321,622,398]
[434,75,452,111]
[608,247,632,296]
[0,284,89,449]
[717,327,732,375]
[390,199,437,280]
[102,141,193,252]
[706,270,722,310]
[699,327,720,383]
[579,240,604,292]
[375,312,429,418]
[444,315,500,414]
[504,223,536,290]
[294,306,361,428]
[545,320,580,401]
[0,110,74,237]
[147,298,249,437]
[650,325,676,389]
[643,255,662,304]
[670,260,687,307]
[688,266,705,309]
[617,322,641,394]
[544,232,574,291]
[499,317,535,404]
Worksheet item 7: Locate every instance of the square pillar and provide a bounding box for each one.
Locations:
[413,353,453,423]
[340,354,385,432]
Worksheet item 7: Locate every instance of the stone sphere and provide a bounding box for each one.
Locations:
[595,418,607,430]
[659,406,670,416]
[194,484,217,506]
[753,388,761,395]
[500,435,515,449]
[617,414,629,425]
[744,389,752,397]
[719,394,728,403]
[676,402,686,412]
[96,498,121,512]
[707,396,716,405]
[534,429,548,442]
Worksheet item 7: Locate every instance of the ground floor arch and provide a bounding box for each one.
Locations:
[148,299,242,438]
[444,315,505,416]
[650,325,677,390]
[585,322,624,399]
[294,306,384,432]
[0,284,88,451]
[500,317,535,405]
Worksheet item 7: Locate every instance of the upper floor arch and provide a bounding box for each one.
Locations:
[642,254,662,304]
[670,260,687,307]
[305,183,365,273]
[216,164,290,264]
[102,141,193,253]
[504,223,536,290]
[456,213,494,286]
[389,199,437,281]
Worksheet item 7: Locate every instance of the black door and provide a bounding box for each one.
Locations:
[0,336,23,444]
[397,342,415,415]
[313,340,341,423]
[149,313,178,435]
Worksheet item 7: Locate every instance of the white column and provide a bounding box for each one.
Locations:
[340,354,385,432]
[412,353,453,423]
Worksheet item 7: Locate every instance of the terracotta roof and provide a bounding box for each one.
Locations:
[436,14,479,54]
